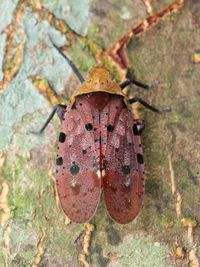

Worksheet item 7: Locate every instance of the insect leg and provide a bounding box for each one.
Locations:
[128,97,171,113]
[31,104,66,134]
[120,79,149,90]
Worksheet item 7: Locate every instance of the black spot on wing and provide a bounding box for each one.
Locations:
[137,153,144,164]
[107,124,114,132]
[133,124,140,135]
[70,162,80,175]
[56,157,63,165]
[59,132,66,143]
[85,123,93,131]
[122,165,131,175]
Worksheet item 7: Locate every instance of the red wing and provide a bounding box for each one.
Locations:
[55,99,101,223]
[101,100,144,224]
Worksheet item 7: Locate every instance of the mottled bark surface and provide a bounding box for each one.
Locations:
[0,0,199,266]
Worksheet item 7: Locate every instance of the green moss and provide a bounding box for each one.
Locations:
[11,190,36,220]
[150,149,166,166]
[180,180,189,190]
[70,37,97,73]
[21,249,34,264]
[108,234,173,267]
[173,160,188,180]
[0,249,5,267]
[87,24,105,48]
[49,224,82,259]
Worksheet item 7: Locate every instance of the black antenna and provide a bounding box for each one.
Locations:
[49,36,85,83]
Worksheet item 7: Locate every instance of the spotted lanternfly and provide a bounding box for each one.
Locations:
[33,39,170,224]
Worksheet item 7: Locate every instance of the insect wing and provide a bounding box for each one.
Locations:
[55,101,101,223]
[102,106,144,224]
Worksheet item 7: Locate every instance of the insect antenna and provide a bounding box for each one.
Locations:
[49,36,85,83]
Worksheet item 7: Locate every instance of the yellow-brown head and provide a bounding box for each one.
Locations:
[71,66,125,104]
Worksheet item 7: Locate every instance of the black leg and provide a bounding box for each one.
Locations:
[31,104,66,134]
[120,79,149,90]
[128,97,171,113]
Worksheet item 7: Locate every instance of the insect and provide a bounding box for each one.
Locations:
[34,39,170,224]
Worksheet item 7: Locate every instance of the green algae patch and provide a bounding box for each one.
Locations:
[0,0,18,33]
[70,38,96,73]
[0,150,84,265]
[41,0,90,36]
[108,234,173,267]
